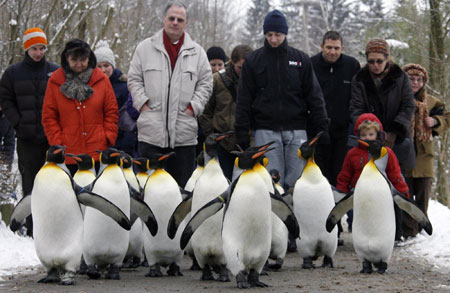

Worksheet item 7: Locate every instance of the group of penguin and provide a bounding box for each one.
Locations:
[9,131,433,288]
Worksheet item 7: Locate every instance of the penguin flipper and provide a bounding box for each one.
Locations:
[270,192,300,239]
[167,196,193,239]
[76,191,131,231]
[179,187,193,201]
[393,193,433,235]
[9,195,31,232]
[180,196,225,250]
[279,191,293,207]
[130,194,158,236]
[326,191,354,232]
[331,185,346,203]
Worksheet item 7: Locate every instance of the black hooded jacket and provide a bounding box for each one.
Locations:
[0,53,59,143]
[235,39,328,145]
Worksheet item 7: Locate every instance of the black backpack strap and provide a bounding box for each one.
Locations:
[218,69,236,101]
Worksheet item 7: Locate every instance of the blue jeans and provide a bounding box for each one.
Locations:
[254,129,307,190]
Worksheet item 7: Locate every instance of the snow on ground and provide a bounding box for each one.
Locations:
[0,199,449,280]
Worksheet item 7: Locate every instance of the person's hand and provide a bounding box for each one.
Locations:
[385,132,397,148]
[140,103,151,112]
[424,117,437,128]
[184,107,194,117]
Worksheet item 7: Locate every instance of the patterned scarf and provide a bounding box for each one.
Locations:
[60,68,94,101]
[410,87,432,142]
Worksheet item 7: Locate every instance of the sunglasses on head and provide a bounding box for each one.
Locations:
[367,59,385,64]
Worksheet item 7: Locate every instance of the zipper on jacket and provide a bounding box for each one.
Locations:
[165,57,172,147]
[277,52,283,130]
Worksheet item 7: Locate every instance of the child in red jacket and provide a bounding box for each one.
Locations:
[337,113,409,196]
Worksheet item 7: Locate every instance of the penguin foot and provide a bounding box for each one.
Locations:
[360,260,373,274]
[236,271,251,289]
[201,265,215,281]
[59,270,76,285]
[248,269,268,287]
[122,257,133,269]
[38,268,60,283]
[78,257,87,275]
[287,238,297,253]
[322,256,334,268]
[86,265,101,279]
[189,258,201,271]
[266,258,283,270]
[374,261,387,274]
[167,263,183,276]
[302,257,315,269]
[260,269,269,276]
[105,264,121,280]
[140,259,149,267]
[216,265,230,282]
[131,257,141,268]
[145,265,163,277]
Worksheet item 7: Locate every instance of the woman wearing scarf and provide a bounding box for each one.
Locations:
[401,64,450,238]
[42,39,118,175]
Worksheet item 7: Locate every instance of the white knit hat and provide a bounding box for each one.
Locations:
[94,40,115,68]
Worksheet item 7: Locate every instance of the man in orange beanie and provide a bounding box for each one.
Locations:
[0,27,59,236]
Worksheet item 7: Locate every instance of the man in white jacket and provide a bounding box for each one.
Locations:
[128,1,213,186]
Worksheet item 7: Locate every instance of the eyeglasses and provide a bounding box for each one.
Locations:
[367,59,385,64]
[167,16,185,23]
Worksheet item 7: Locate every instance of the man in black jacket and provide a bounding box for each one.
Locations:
[0,27,59,236]
[235,10,328,191]
[311,31,360,187]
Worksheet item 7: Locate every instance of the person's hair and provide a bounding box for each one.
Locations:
[230,45,253,63]
[61,38,96,70]
[163,1,188,20]
[358,120,381,135]
[322,31,343,46]
[65,47,90,60]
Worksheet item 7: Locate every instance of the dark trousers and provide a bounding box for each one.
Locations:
[16,138,49,237]
[217,144,236,181]
[139,142,195,188]
[0,115,15,167]
[402,177,432,237]
[315,134,348,186]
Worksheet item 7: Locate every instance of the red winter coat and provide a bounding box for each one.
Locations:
[42,67,118,165]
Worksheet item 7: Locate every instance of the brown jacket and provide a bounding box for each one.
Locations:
[406,94,450,178]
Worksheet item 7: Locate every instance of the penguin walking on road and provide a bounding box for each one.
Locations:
[293,133,337,269]
[326,138,433,274]
[143,152,185,277]
[9,145,130,285]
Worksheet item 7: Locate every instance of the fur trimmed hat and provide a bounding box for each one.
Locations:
[263,10,288,35]
[365,39,390,57]
[402,63,428,85]
[94,40,115,68]
[23,27,47,51]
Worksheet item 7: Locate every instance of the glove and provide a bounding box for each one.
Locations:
[385,132,397,148]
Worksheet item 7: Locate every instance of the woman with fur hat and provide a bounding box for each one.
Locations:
[42,39,118,175]
[350,39,416,173]
[401,64,450,238]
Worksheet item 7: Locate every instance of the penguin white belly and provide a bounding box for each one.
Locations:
[270,213,288,260]
[353,168,395,263]
[191,163,228,268]
[32,165,83,272]
[73,171,96,216]
[83,167,130,266]
[294,169,337,258]
[143,171,184,266]
[185,167,203,192]
[222,173,272,276]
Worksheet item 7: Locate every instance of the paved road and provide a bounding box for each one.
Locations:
[1,231,448,292]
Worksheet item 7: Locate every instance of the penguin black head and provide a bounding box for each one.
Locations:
[298,132,323,160]
[98,148,121,165]
[66,153,94,171]
[148,152,175,169]
[269,169,281,184]
[46,145,66,164]
[196,150,205,167]
[120,152,133,169]
[349,135,386,160]
[232,141,275,170]
[133,157,150,173]
[204,131,233,158]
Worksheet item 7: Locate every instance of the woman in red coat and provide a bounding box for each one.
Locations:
[42,39,118,174]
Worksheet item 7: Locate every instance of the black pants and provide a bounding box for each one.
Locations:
[16,139,49,237]
[402,177,432,237]
[315,134,348,186]
[139,142,196,188]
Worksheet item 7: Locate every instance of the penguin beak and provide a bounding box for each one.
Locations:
[356,139,369,147]
[133,160,142,165]
[159,152,175,161]
[216,131,234,141]
[309,132,323,146]
[257,141,276,151]
[110,152,120,157]
[54,148,63,154]
[66,154,82,162]
[252,147,275,159]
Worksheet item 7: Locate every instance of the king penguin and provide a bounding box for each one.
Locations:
[293,133,337,269]
[83,148,131,280]
[143,152,185,277]
[10,145,130,285]
[134,157,152,189]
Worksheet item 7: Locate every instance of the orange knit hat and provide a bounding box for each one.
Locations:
[23,28,47,51]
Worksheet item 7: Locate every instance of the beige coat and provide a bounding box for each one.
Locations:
[128,29,213,148]
[406,94,450,178]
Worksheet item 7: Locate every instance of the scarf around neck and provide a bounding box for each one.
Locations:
[411,87,432,142]
[60,68,94,102]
